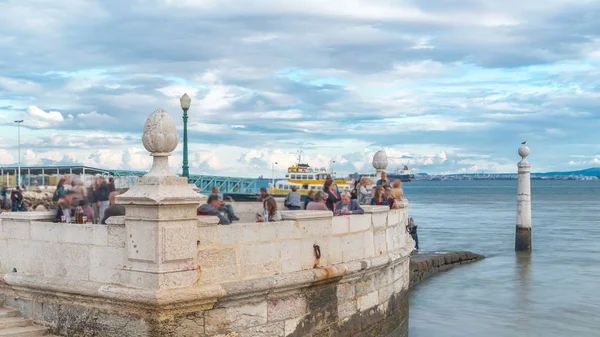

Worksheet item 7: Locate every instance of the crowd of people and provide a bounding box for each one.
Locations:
[195,173,419,250]
[0,176,126,225]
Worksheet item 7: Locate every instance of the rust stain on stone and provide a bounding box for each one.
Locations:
[193,264,202,287]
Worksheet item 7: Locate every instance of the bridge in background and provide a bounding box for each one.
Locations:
[0,165,268,196]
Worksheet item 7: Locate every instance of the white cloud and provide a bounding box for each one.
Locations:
[0,150,15,165]
[0,77,41,93]
[24,105,71,129]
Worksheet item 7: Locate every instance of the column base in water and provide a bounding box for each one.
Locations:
[515,226,532,251]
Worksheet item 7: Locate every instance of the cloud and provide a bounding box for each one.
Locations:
[24,106,72,129]
[0,0,599,175]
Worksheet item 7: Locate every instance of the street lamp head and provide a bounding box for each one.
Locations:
[14,120,23,123]
[180,93,191,110]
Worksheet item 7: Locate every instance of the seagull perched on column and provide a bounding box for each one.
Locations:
[521,141,527,145]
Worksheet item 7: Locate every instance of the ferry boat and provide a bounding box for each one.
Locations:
[352,165,414,183]
[269,163,353,196]
[387,165,414,183]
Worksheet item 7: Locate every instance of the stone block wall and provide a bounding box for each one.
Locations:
[0,203,412,337]
[196,204,409,285]
[0,212,127,284]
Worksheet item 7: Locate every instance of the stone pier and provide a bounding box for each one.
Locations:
[0,108,414,337]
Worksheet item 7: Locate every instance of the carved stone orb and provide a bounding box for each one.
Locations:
[372,150,388,170]
[518,144,530,160]
[142,109,179,155]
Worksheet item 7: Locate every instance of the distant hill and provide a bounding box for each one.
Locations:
[414,167,600,177]
[538,167,600,177]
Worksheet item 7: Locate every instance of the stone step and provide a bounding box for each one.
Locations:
[0,326,49,336]
[0,309,19,319]
[0,318,33,329]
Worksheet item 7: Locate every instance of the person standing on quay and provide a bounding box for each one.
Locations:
[95,176,110,222]
[53,178,66,203]
[108,177,116,193]
[376,172,392,187]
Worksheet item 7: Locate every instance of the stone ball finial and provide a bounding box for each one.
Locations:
[142,109,179,155]
[372,150,388,170]
[518,143,530,160]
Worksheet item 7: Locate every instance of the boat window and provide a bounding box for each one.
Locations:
[291,174,296,179]
[285,174,289,178]
[307,175,314,180]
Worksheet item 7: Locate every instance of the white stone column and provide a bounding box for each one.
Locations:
[372,150,388,180]
[117,109,202,289]
[515,143,531,251]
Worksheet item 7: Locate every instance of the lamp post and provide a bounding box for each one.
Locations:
[14,120,23,187]
[271,162,278,187]
[329,159,336,175]
[180,93,191,178]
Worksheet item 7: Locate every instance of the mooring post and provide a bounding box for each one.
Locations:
[515,142,532,251]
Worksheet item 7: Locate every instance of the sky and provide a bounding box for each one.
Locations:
[1,0,599,177]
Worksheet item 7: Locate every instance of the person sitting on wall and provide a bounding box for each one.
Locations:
[335,192,364,215]
[79,200,95,224]
[257,187,270,202]
[256,196,282,222]
[306,191,330,211]
[376,172,392,187]
[101,192,126,224]
[197,194,230,225]
[356,177,371,205]
[284,186,302,210]
[392,179,404,200]
[54,190,76,223]
[384,186,401,209]
[304,190,315,210]
[212,186,240,222]
[370,186,389,206]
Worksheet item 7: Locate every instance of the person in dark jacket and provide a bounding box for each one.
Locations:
[323,180,340,212]
[10,187,23,212]
[335,192,364,215]
[197,194,230,225]
[94,176,110,221]
[108,177,116,193]
[407,217,419,250]
[304,190,315,210]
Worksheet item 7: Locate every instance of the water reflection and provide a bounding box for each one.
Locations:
[515,252,531,335]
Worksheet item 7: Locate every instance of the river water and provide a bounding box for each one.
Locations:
[404,180,600,337]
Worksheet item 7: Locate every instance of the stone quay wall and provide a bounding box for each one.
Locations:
[0,201,413,337]
[409,251,485,289]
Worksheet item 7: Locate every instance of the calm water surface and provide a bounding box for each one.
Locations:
[403,180,600,337]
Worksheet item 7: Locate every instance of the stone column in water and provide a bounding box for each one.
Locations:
[515,142,532,251]
[117,109,202,289]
